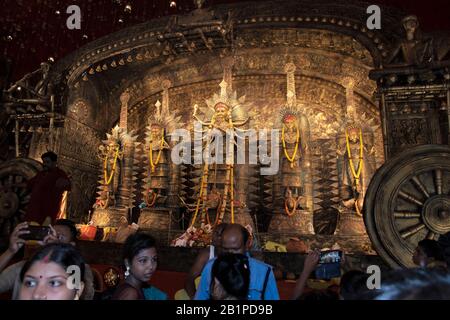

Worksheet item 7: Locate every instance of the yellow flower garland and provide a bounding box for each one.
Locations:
[345,128,364,190]
[149,128,167,173]
[281,124,300,167]
[103,145,120,185]
[190,163,209,227]
[284,197,298,216]
[145,189,158,207]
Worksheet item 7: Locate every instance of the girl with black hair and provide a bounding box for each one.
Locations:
[18,243,85,300]
[112,232,167,300]
[210,253,250,300]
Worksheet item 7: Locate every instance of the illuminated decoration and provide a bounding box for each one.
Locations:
[103,267,120,288]
[2,0,449,260]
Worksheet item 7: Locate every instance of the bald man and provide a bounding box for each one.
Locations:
[195,224,279,300]
[183,223,229,299]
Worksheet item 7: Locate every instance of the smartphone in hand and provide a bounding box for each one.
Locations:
[19,226,50,241]
[315,250,342,280]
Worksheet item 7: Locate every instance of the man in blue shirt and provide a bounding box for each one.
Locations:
[195,224,279,300]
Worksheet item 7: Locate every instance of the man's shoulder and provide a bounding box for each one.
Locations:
[249,257,272,270]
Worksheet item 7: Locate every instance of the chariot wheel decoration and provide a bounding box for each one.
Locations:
[364,145,450,268]
[0,158,42,237]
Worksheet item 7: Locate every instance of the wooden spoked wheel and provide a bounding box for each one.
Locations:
[0,158,42,238]
[364,145,450,268]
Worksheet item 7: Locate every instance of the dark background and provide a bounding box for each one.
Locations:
[1,0,450,82]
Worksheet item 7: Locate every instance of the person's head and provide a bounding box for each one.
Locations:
[221,224,249,254]
[412,239,445,267]
[375,268,450,300]
[212,223,229,248]
[339,270,370,300]
[211,253,250,300]
[41,151,58,171]
[19,243,85,300]
[123,232,157,284]
[53,219,78,245]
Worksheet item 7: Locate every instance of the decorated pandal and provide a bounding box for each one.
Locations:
[2,0,449,270]
[88,56,378,254]
[85,41,382,254]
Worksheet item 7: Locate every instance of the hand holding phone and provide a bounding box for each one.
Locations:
[303,250,320,275]
[315,250,342,280]
[8,222,29,253]
[19,225,50,241]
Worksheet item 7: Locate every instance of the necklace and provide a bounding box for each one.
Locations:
[149,128,166,173]
[103,146,120,185]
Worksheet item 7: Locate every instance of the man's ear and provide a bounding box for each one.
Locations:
[245,237,253,250]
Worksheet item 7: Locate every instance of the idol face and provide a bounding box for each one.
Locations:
[347,128,359,143]
[214,103,230,120]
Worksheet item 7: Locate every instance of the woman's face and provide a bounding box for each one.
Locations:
[19,261,83,300]
[129,247,157,283]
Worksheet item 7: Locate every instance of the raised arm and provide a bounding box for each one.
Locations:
[290,250,320,300]
[0,222,29,272]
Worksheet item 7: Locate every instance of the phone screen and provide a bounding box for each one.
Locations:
[20,226,50,241]
[319,250,342,264]
[315,250,342,280]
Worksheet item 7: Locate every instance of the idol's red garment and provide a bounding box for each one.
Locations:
[25,167,71,224]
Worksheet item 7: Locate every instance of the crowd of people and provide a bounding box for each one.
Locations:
[0,219,449,300]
